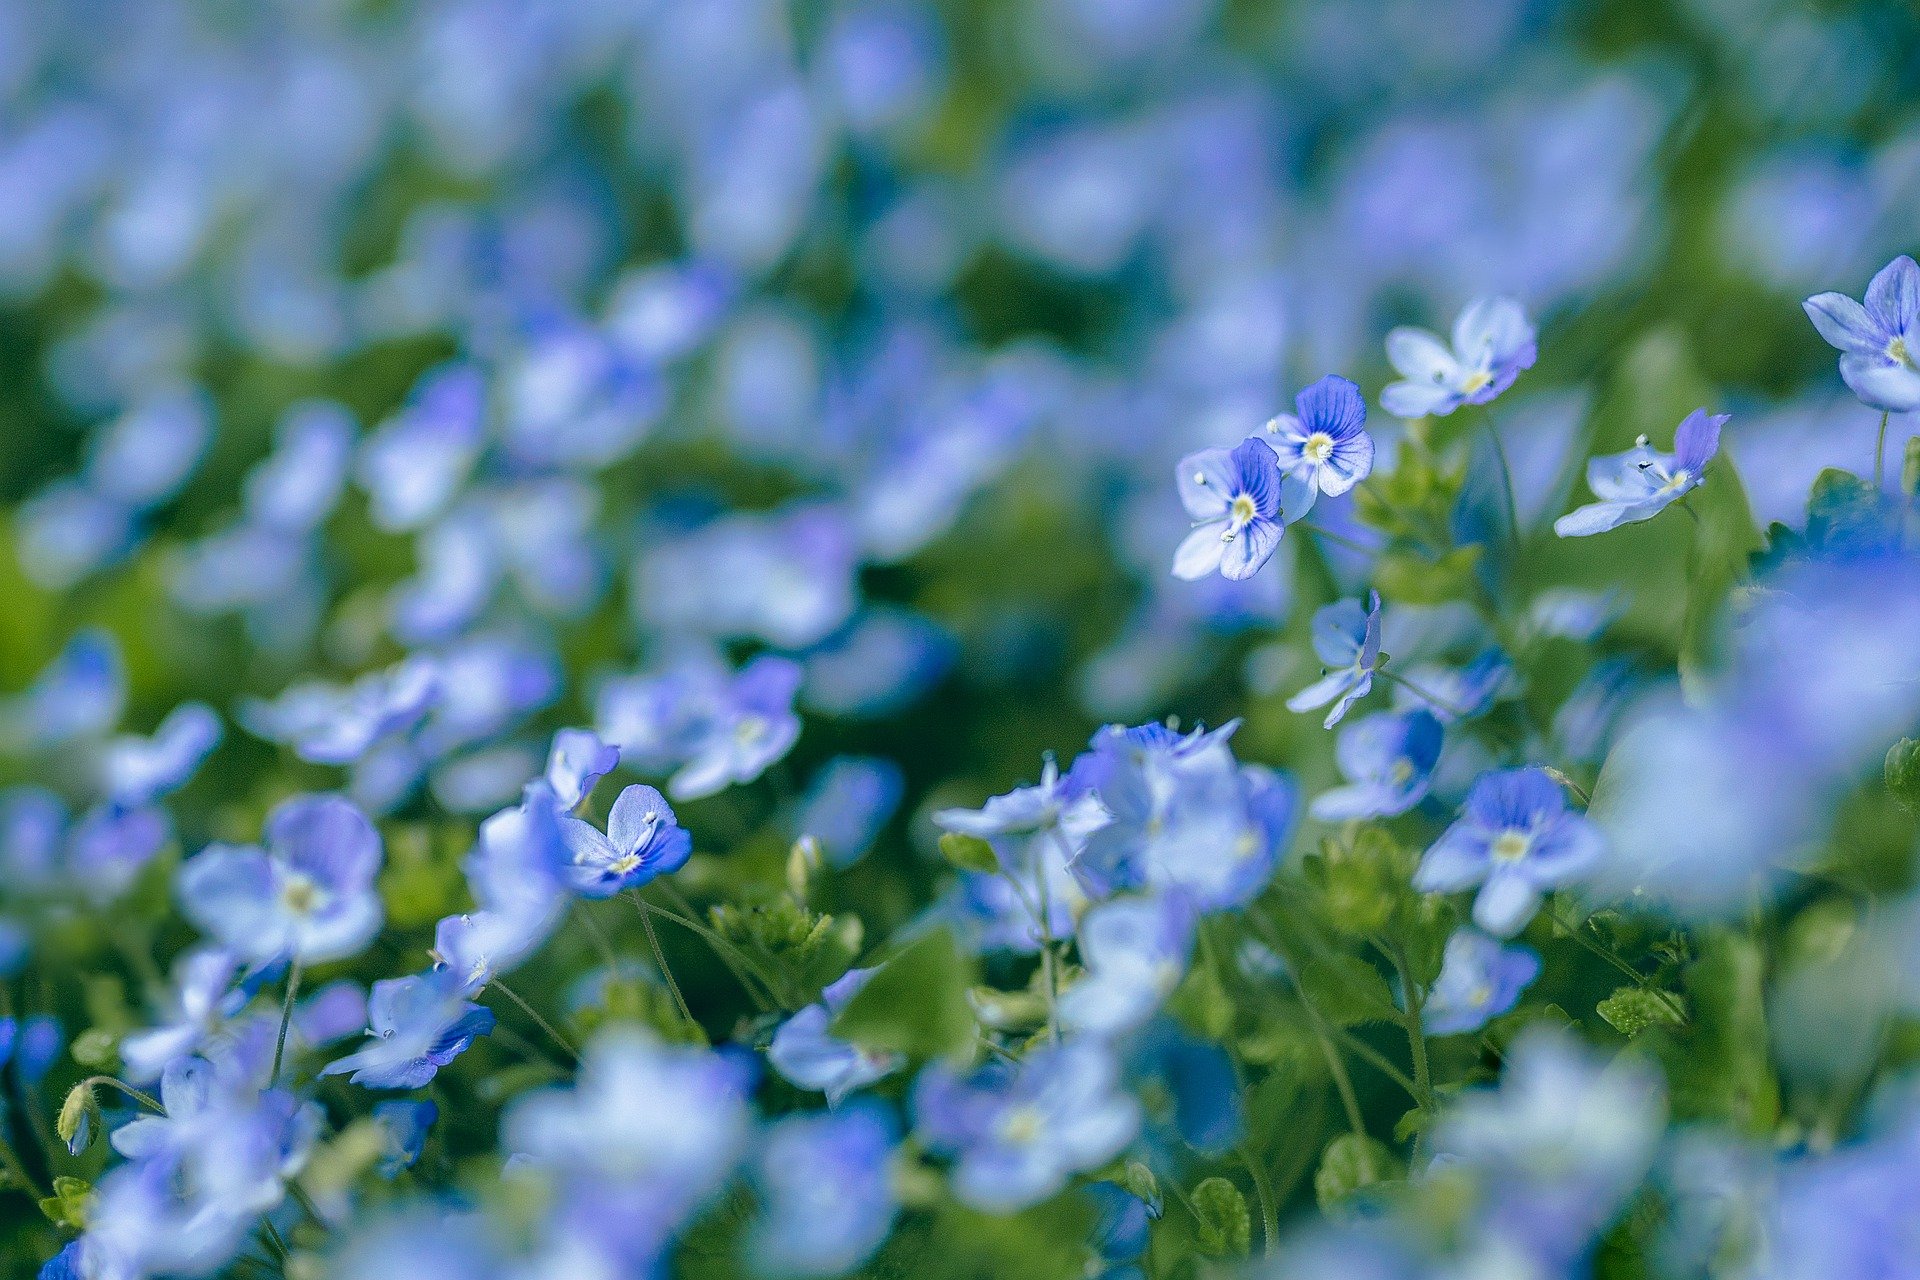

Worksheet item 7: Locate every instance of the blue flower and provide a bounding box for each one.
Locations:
[670,655,805,801]
[14,1015,60,1084]
[0,629,124,752]
[791,756,903,868]
[914,1041,1139,1212]
[768,967,904,1104]
[1264,374,1375,496]
[1172,437,1315,581]
[66,802,170,905]
[1382,296,1537,418]
[1423,928,1541,1035]
[101,701,221,806]
[355,363,485,533]
[1287,591,1384,728]
[559,783,693,898]
[178,793,384,964]
[1554,410,1727,537]
[321,969,496,1089]
[750,1104,900,1278]
[120,947,249,1082]
[434,783,572,989]
[1804,255,1920,411]
[545,728,619,810]
[1390,650,1510,724]
[373,1100,438,1177]
[1413,767,1604,937]
[241,656,440,767]
[1310,709,1444,821]
[1060,894,1194,1037]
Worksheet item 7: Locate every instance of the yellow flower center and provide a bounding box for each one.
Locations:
[1461,369,1493,394]
[1891,336,1914,369]
[1490,830,1532,863]
[280,875,321,916]
[1000,1105,1044,1146]
[1302,432,1335,464]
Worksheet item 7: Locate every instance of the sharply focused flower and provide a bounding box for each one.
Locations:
[1287,591,1384,728]
[1264,374,1375,496]
[914,1041,1139,1212]
[1423,928,1541,1035]
[1382,297,1537,418]
[768,967,904,1104]
[1172,437,1315,581]
[750,1105,900,1278]
[178,793,384,964]
[558,783,692,897]
[1804,255,1920,411]
[1554,410,1726,537]
[321,969,495,1089]
[1414,768,1604,936]
[1310,709,1444,820]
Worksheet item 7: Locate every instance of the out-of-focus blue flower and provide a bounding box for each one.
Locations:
[503,1028,752,1269]
[1804,254,1920,412]
[84,388,210,509]
[750,1104,900,1278]
[791,756,902,868]
[1414,767,1603,936]
[16,481,135,590]
[638,505,859,650]
[322,969,495,1089]
[500,314,662,468]
[1423,928,1540,1035]
[101,701,220,806]
[66,802,170,905]
[1,629,124,752]
[560,783,692,898]
[1762,1108,1920,1280]
[434,783,571,990]
[1264,374,1375,497]
[914,1040,1140,1212]
[1061,894,1194,1037]
[605,259,736,364]
[1382,297,1536,418]
[669,655,804,801]
[121,947,249,1083]
[1554,410,1726,537]
[1311,709,1444,820]
[1434,1028,1665,1271]
[15,1014,60,1084]
[1172,436,1315,581]
[1287,591,1384,728]
[296,981,371,1049]
[372,1100,438,1177]
[768,967,904,1104]
[1390,651,1510,725]
[244,401,355,532]
[800,607,955,719]
[546,728,619,810]
[0,786,66,890]
[355,363,485,533]
[242,656,440,766]
[178,793,384,965]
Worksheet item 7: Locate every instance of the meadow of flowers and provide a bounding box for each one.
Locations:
[1,1,1919,1277]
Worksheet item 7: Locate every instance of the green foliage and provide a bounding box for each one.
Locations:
[1596,987,1686,1038]
[938,832,1000,875]
[829,927,979,1061]
[1314,1134,1398,1211]
[37,1177,90,1231]
[1885,738,1920,810]
[1189,1176,1250,1258]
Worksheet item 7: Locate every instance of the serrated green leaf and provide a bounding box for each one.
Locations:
[1190,1176,1250,1257]
[1595,986,1685,1037]
[1886,738,1920,811]
[1298,953,1400,1028]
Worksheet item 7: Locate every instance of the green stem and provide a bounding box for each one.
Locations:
[485,975,580,1061]
[1240,1147,1280,1258]
[1542,766,1591,808]
[1483,413,1525,552]
[1299,522,1379,557]
[638,905,700,1035]
[574,902,621,973]
[81,1075,164,1113]
[1328,1024,1418,1097]
[1875,409,1891,490]
[634,891,782,1009]
[1377,667,1472,720]
[1545,906,1666,1002]
[1382,941,1435,1110]
[1288,974,1375,1181]
[270,956,304,1087]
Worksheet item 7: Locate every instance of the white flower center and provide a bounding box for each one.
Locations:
[1461,368,1493,394]
[1302,432,1335,464]
[1222,492,1257,542]
[1489,830,1532,863]
[1891,336,1914,369]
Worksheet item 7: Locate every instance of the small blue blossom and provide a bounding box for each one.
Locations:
[768,967,904,1104]
[1264,374,1375,496]
[120,947,249,1082]
[241,657,441,767]
[321,969,496,1089]
[559,783,693,898]
[66,802,170,905]
[14,1015,60,1084]
[750,1104,900,1278]
[1554,410,1727,537]
[1,629,124,752]
[670,655,805,802]
[433,784,571,990]
[1287,591,1384,728]
[1382,296,1537,418]
[178,793,384,964]
[1060,894,1194,1037]
[1413,767,1604,937]
[914,1041,1140,1212]
[791,756,903,868]
[355,363,485,532]
[1310,709,1444,821]
[1389,650,1510,724]
[101,701,221,806]
[1173,437,1315,581]
[545,728,619,810]
[1804,255,1920,412]
[373,1100,438,1177]
[1423,928,1541,1035]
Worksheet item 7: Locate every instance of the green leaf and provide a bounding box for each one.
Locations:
[1297,953,1400,1028]
[1103,1161,1162,1218]
[38,1175,91,1230]
[938,832,1000,875]
[1313,1133,1397,1210]
[1886,738,1920,811]
[1596,986,1686,1038]
[1190,1176,1250,1257]
[829,926,979,1061]
[1903,435,1920,498]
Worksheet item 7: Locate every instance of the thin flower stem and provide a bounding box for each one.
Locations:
[1286,971,1375,1182]
[1240,1146,1281,1258]
[1542,766,1591,808]
[1483,413,1525,552]
[485,975,580,1061]
[638,904,699,1034]
[1299,522,1379,557]
[1544,905,1667,1003]
[1328,1024,1418,1096]
[1377,667,1472,720]
[633,891,781,1009]
[270,956,303,1088]
[259,1218,291,1268]
[1381,941,1435,1111]
[1875,409,1891,490]
[574,901,621,972]
[81,1075,164,1113]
